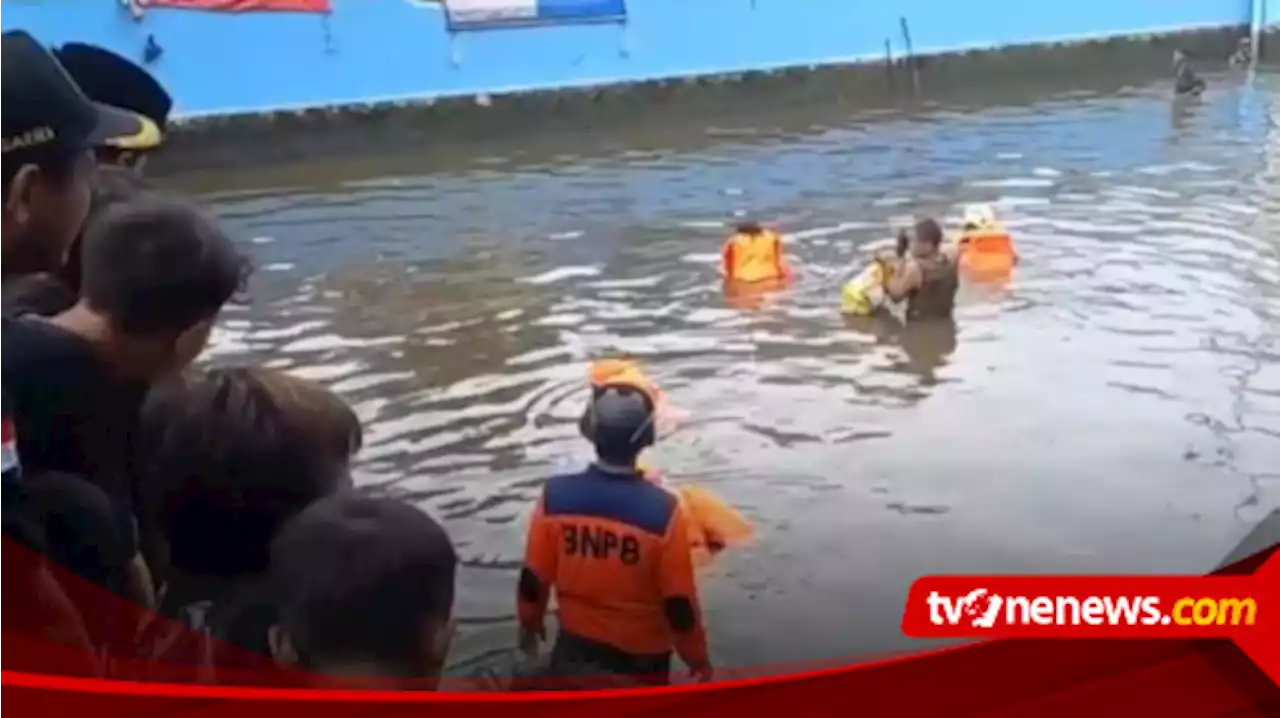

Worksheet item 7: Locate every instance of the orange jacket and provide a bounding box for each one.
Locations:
[518,465,708,666]
[959,228,1016,259]
[722,230,789,283]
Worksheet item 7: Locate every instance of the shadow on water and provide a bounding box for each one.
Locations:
[180,68,1279,671]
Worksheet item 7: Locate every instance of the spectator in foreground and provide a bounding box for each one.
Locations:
[54,42,172,174]
[266,495,458,690]
[3,193,249,614]
[134,367,362,668]
[5,165,148,319]
[1,30,147,282]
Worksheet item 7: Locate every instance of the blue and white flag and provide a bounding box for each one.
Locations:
[444,0,626,29]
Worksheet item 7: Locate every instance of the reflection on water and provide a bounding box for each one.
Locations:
[178,70,1279,670]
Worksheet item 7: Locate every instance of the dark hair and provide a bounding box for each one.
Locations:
[59,165,148,293]
[135,367,361,578]
[734,221,765,235]
[77,192,250,336]
[914,218,944,248]
[269,495,457,676]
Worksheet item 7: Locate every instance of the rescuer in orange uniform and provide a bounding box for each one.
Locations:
[721,222,791,284]
[956,204,1018,281]
[517,380,711,685]
[584,358,753,565]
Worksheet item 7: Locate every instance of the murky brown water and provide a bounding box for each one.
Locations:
[170,68,1279,673]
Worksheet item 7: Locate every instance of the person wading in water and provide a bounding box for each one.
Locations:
[882,218,959,321]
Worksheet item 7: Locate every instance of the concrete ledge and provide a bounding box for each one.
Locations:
[153,25,1272,175]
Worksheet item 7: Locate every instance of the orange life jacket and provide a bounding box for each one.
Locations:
[959,227,1017,274]
[960,228,1014,256]
[722,230,789,284]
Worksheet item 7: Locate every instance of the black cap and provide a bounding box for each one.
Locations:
[587,384,656,452]
[2,30,148,159]
[55,42,172,145]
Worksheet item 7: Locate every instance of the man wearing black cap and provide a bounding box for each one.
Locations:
[517,383,711,686]
[54,42,171,173]
[1,30,149,280]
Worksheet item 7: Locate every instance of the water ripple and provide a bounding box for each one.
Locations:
[183,70,1280,669]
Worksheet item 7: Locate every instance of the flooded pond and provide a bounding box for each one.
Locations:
[170,67,1280,672]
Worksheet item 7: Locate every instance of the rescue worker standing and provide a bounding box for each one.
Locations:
[883,218,959,321]
[517,382,712,686]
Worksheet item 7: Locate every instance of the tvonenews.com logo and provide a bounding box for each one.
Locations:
[926,588,1258,629]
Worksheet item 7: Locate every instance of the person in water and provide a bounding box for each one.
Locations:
[1173,49,1206,97]
[518,381,712,686]
[53,43,171,174]
[956,203,1018,279]
[584,359,751,562]
[721,221,791,284]
[266,495,458,689]
[882,218,959,321]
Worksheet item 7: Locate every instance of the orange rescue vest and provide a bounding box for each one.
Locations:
[959,227,1016,274]
[722,230,789,284]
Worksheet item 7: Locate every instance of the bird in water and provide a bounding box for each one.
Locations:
[1229,37,1252,68]
[1173,49,1206,96]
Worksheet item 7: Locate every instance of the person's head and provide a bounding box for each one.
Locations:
[135,367,362,586]
[2,32,147,277]
[53,43,170,173]
[20,470,134,647]
[58,165,149,295]
[73,191,249,378]
[2,167,148,319]
[908,218,945,258]
[578,383,657,468]
[734,221,765,236]
[266,495,458,687]
[962,204,997,232]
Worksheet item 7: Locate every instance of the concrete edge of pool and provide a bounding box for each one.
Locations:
[152,26,1278,175]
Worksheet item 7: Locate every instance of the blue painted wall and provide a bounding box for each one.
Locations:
[0,0,1255,118]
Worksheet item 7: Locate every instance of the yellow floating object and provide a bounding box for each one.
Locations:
[840,262,887,316]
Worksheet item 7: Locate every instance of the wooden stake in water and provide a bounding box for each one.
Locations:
[900,17,919,95]
[1248,0,1265,74]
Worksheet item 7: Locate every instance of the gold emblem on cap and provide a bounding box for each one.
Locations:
[1,126,56,154]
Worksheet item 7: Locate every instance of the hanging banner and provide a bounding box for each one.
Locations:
[141,0,331,12]
[444,0,625,30]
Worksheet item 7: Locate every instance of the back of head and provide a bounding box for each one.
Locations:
[913,218,944,249]
[584,384,656,466]
[269,495,458,680]
[77,192,249,336]
[136,367,361,580]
